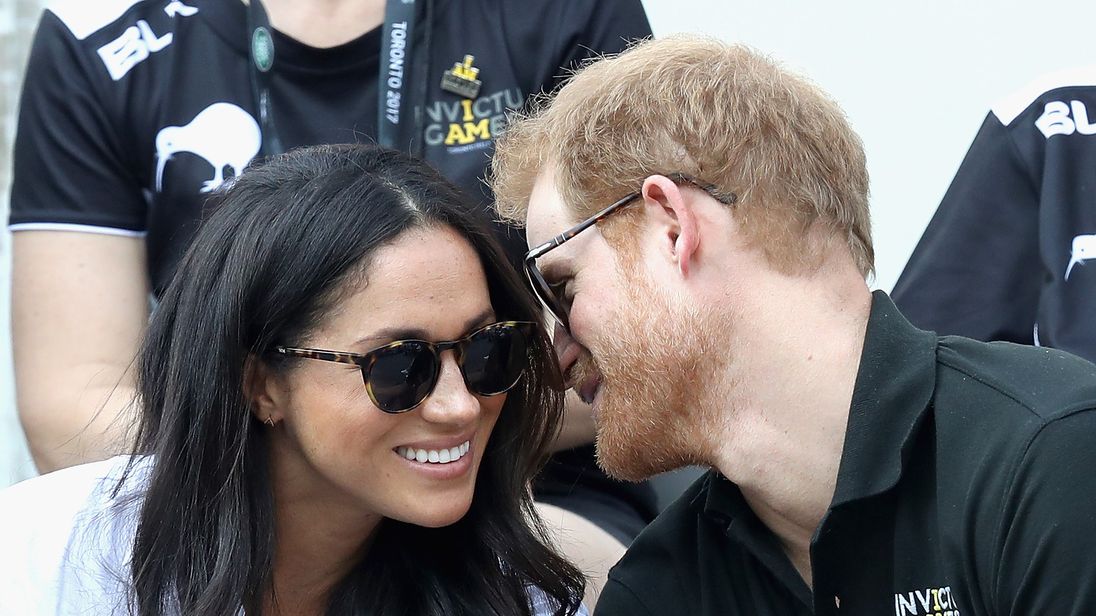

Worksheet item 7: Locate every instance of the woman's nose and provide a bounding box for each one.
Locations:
[417,352,480,425]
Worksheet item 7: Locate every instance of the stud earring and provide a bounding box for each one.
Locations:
[264,416,275,428]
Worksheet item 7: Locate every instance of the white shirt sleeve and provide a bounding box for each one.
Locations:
[0,457,142,615]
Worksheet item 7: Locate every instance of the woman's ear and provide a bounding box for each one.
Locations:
[244,354,283,425]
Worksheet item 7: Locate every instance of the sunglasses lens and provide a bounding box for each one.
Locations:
[367,342,438,413]
[462,324,530,396]
[528,265,568,330]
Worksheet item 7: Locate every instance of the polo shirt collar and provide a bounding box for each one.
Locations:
[830,291,937,507]
[701,472,814,607]
[697,292,935,606]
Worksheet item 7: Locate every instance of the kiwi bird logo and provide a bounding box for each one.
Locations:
[155,102,261,193]
[1065,234,1096,280]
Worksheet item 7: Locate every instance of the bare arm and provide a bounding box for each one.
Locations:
[12,231,149,473]
[550,390,596,453]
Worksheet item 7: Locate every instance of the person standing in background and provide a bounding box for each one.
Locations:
[893,67,1096,361]
[7,0,655,606]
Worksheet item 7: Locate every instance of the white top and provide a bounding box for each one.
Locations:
[0,456,586,615]
[0,456,147,615]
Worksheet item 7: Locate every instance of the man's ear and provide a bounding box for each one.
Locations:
[243,354,283,425]
[640,175,701,276]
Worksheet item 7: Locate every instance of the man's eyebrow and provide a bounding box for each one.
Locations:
[537,257,571,283]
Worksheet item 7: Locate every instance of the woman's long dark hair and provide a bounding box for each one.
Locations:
[124,144,584,615]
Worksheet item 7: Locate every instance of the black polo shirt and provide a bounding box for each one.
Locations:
[596,291,1096,616]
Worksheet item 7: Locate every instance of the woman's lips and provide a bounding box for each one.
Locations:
[392,438,476,480]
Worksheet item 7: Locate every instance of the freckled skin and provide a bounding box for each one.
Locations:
[525,172,714,481]
[268,225,506,531]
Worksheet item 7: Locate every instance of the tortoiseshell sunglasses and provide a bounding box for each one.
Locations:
[275,321,536,413]
[523,173,736,331]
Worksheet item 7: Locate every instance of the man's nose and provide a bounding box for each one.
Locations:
[552,321,580,380]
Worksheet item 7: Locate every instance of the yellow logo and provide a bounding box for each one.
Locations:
[425,87,523,152]
[440,54,482,99]
[444,99,489,145]
[449,55,479,81]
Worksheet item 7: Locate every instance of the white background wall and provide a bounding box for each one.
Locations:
[1,0,42,487]
[2,0,1095,487]
[647,0,1094,292]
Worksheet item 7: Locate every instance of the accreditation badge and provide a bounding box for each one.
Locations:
[441,54,483,99]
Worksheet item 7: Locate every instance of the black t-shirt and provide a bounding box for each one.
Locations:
[10,0,657,536]
[597,292,1096,615]
[11,0,652,290]
[893,70,1096,362]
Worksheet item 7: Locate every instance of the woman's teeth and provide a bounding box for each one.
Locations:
[396,441,471,465]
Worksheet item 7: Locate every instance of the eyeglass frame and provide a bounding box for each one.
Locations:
[273,320,537,413]
[523,172,737,331]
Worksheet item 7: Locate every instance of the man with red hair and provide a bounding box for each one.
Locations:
[492,36,1096,615]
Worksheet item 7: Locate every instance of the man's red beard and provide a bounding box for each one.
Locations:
[581,266,724,482]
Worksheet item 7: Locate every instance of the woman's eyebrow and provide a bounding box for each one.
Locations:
[352,328,427,348]
[351,307,498,348]
[464,307,497,331]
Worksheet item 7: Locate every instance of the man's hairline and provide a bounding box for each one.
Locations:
[521,160,580,228]
[522,161,659,226]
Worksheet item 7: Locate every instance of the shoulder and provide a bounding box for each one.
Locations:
[936,337,1096,422]
[35,0,207,83]
[991,408,1096,604]
[0,456,148,612]
[475,0,647,18]
[928,340,1096,561]
[472,0,650,46]
[42,0,182,43]
[0,455,133,528]
[989,65,1096,130]
[45,0,148,39]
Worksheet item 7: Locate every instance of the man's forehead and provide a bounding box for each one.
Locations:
[525,168,577,249]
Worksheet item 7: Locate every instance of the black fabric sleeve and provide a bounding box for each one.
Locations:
[993,410,1096,614]
[891,113,1041,344]
[1026,91,1096,361]
[500,0,651,100]
[595,578,657,616]
[9,11,146,231]
[548,0,651,91]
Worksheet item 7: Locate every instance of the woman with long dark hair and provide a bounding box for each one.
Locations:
[0,144,585,615]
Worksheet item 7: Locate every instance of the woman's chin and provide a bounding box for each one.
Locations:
[399,496,474,529]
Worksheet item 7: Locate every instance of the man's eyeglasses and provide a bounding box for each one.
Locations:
[523,173,736,331]
[275,321,535,414]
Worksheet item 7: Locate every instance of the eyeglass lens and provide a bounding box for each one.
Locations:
[365,324,530,413]
[527,264,569,331]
